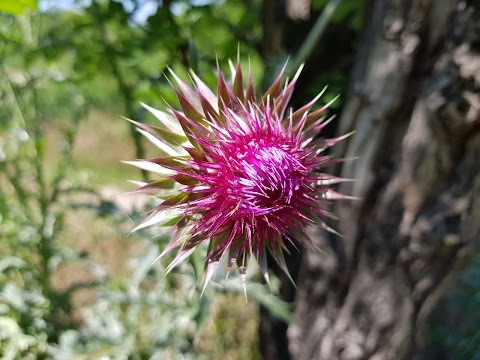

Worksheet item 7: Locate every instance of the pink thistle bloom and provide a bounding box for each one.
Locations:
[125,60,352,292]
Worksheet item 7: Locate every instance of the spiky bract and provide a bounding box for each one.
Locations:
[126,60,350,290]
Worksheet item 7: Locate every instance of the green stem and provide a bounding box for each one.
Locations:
[288,0,343,77]
[30,83,53,299]
[0,70,36,222]
[1,27,52,298]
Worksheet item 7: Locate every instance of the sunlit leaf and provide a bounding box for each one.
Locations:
[0,0,37,15]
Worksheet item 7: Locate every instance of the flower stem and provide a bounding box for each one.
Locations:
[288,0,344,77]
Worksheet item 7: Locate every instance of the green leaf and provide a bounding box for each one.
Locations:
[223,282,293,323]
[193,294,212,343]
[0,0,37,15]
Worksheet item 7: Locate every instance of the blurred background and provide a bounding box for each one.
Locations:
[0,0,479,359]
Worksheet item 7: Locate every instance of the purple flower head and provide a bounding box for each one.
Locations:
[126,59,352,292]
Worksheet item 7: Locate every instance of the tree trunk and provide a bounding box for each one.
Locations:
[288,0,480,359]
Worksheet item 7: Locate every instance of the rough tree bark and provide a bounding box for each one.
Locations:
[288,0,480,359]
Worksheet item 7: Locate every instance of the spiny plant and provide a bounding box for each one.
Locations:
[125,59,352,293]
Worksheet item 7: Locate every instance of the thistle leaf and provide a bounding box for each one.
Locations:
[232,59,245,103]
[137,129,182,156]
[168,68,203,113]
[141,102,183,133]
[122,160,176,176]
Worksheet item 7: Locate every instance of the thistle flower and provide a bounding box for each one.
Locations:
[125,60,351,291]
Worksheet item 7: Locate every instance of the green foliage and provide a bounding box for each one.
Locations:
[0,2,284,359]
[0,0,37,15]
[0,12,92,358]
